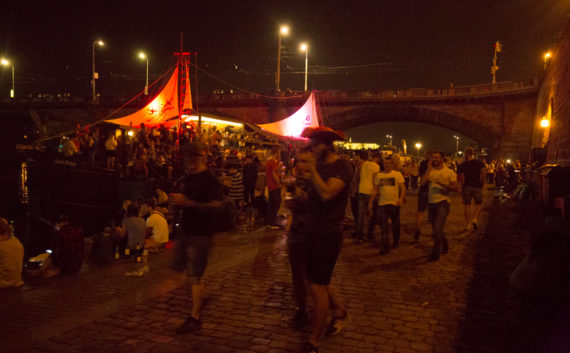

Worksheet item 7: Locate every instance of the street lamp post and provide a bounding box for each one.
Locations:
[275,25,289,92]
[92,40,104,102]
[0,58,14,98]
[544,51,552,69]
[415,142,422,158]
[300,43,308,91]
[138,52,149,95]
[453,135,460,154]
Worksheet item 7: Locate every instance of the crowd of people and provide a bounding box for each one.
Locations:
[58,122,281,183]
[5,121,532,353]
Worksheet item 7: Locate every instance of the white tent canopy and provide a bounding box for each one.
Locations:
[257,92,321,138]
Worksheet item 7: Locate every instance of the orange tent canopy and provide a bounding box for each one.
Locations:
[106,66,192,128]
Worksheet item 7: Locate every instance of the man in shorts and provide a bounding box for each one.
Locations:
[169,142,223,334]
[458,147,486,230]
[301,127,353,353]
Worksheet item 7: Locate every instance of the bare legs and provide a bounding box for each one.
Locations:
[190,277,205,319]
[308,283,347,347]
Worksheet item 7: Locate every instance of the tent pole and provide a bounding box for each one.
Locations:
[195,52,200,139]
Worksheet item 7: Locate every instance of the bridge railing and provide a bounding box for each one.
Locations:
[0,79,538,106]
[317,79,538,101]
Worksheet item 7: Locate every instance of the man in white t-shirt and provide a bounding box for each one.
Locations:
[369,156,405,255]
[145,207,169,249]
[420,151,458,261]
[356,151,380,243]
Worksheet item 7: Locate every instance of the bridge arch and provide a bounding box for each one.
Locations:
[322,105,501,150]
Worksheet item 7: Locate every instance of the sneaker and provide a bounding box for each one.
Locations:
[301,341,319,353]
[325,311,351,336]
[292,310,311,330]
[176,316,202,334]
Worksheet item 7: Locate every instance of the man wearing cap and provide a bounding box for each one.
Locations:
[169,142,224,334]
[301,127,353,353]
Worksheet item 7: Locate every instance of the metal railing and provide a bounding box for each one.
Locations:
[0,79,538,106]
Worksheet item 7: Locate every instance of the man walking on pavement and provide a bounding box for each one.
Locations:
[356,150,379,243]
[369,155,406,255]
[301,127,353,353]
[265,147,283,229]
[420,151,458,262]
[414,151,432,243]
[458,147,486,231]
[169,142,224,334]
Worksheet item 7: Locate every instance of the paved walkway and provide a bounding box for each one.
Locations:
[1,188,569,353]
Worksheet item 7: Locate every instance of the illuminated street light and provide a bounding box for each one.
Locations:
[544,51,552,69]
[275,25,289,92]
[138,52,149,95]
[540,118,550,128]
[453,135,460,153]
[544,51,552,61]
[0,58,14,98]
[92,40,104,102]
[299,43,308,92]
[415,142,422,158]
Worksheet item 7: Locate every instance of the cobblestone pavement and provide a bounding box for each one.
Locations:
[1,188,569,353]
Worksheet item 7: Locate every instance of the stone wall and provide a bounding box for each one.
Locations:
[535,17,570,166]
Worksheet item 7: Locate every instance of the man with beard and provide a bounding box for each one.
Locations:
[300,127,353,353]
[169,142,223,334]
[420,151,458,262]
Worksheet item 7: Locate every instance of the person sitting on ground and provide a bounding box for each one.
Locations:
[0,218,24,288]
[139,198,155,220]
[121,204,147,252]
[43,214,85,277]
[145,206,169,252]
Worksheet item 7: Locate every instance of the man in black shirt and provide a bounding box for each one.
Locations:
[300,127,353,353]
[414,151,432,243]
[170,142,223,334]
[458,148,486,230]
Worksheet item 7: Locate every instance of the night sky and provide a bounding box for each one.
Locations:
[1,0,568,151]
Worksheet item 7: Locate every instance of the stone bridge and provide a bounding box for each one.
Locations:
[198,80,538,159]
[0,79,538,159]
